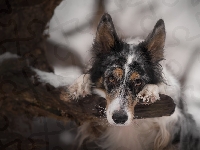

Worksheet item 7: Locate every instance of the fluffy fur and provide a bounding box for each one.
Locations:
[68,13,200,150]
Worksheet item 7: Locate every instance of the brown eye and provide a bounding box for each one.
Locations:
[134,79,142,86]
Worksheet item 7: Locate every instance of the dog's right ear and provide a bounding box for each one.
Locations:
[93,13,120,54]
[144,19,166,63]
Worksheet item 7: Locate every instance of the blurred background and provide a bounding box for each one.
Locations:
[21,0,200,149]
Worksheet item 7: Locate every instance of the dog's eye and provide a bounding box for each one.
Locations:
[134,79,142,86]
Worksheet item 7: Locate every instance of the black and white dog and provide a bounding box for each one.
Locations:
[69,13,200,150]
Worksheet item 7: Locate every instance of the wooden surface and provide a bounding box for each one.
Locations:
[61,93,176,120]
[134,94,175,118]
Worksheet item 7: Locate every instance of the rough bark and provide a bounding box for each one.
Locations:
[0,0,62,149]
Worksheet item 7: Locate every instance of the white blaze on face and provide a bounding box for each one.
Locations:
[106,97,121,125]
[107,46,136,126]
[120,49,135,96]
[124,55,134,72]
[123,51,135,85]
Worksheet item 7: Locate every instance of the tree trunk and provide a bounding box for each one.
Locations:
[0,0,62,149]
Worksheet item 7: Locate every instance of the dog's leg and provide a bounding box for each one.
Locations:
[136,84,160,104]
[68,74,91,99]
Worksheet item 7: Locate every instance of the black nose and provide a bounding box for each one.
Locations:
[112,110,128,124]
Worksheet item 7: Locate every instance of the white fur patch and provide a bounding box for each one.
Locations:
[98,120,157,150]
[121,52,134,90]
[93,88,106,98]
[124,54,135,79]
[101,117,177,150]
[68,74,91,99]
[123,52,135,86]
[137,84,160,103]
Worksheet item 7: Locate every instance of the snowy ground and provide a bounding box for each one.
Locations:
[32,0,200,149]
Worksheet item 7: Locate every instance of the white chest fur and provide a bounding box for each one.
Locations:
[96,113,179,150]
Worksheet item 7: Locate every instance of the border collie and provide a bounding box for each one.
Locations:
[68,13,200,150]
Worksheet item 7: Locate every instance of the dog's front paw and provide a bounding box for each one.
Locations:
[136,84,160,104]
[68,74,92,99]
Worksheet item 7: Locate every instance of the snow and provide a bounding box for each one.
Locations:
[32,68,77,87]
[0,52,20,63]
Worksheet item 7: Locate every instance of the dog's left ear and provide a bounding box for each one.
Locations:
[145,19,166,63]
[93,13,120,54]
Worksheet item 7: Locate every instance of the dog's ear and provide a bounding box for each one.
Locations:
[93,13,120,54]
[144,19,166,63]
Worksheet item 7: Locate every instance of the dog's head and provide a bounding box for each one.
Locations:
[90,13,165,126]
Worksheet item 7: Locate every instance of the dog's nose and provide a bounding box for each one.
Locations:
[112,110,128,124]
